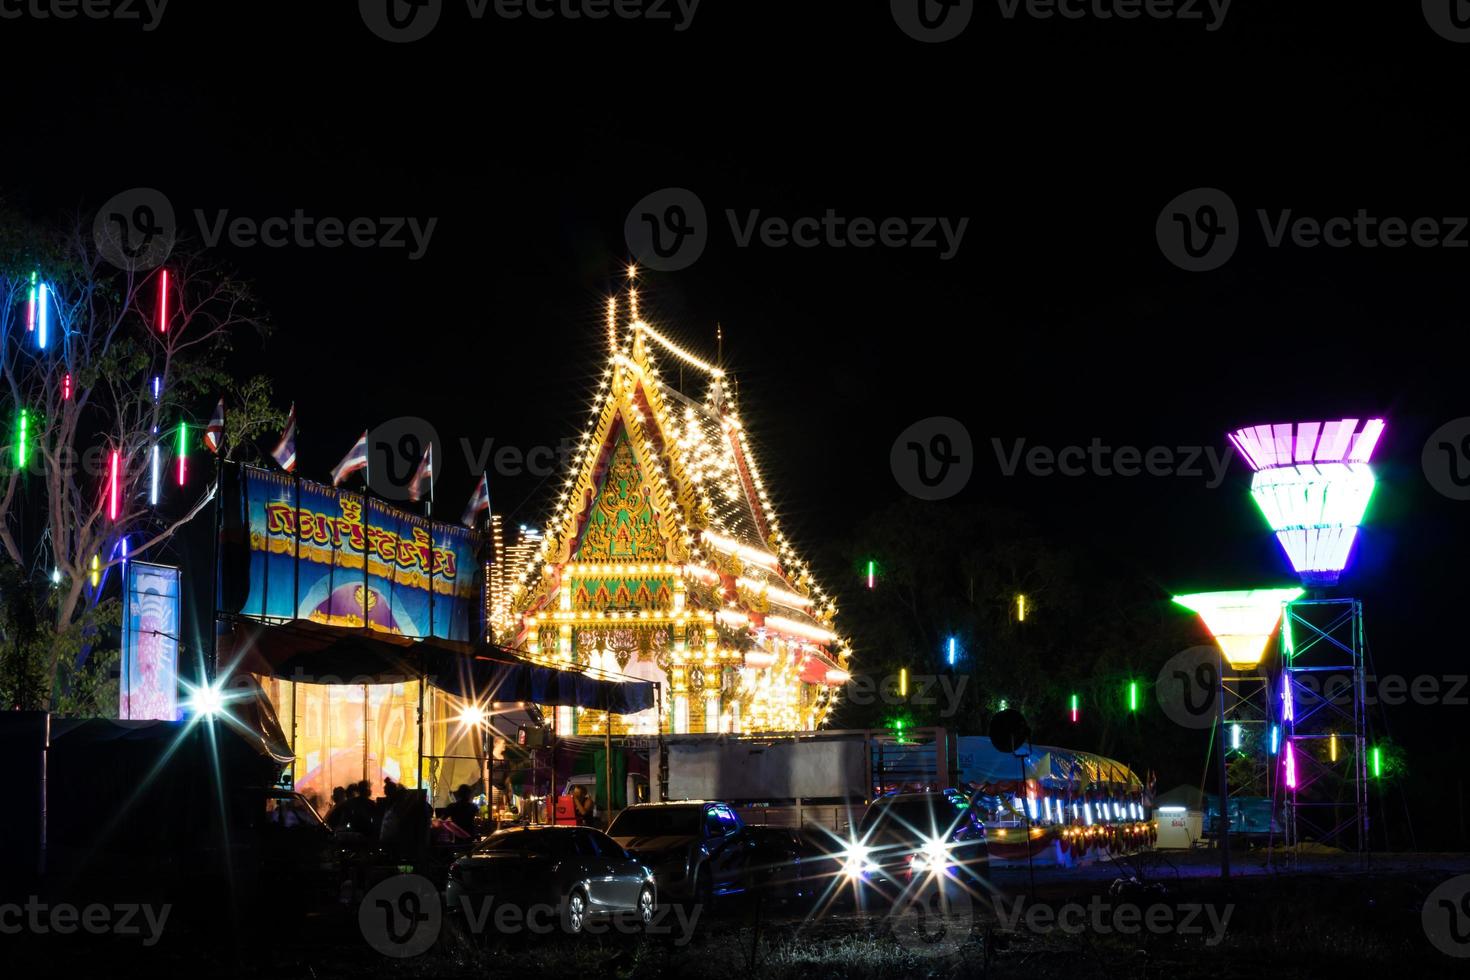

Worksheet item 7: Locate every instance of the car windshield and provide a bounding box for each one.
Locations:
[860,797,964,841]
[477,830,571,856]
[607,807,702,838]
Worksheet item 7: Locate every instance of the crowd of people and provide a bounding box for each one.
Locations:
[321,779,487,857]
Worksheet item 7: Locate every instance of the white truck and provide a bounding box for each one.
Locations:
[651,728,956,835]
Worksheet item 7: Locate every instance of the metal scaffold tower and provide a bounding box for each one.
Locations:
[1281,597,1368,855]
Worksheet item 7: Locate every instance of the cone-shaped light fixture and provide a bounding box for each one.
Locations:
[1228,418,1384,586]
[1173,588,1304,669]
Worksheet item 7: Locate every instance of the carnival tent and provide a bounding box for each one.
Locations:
[956,736,1142,793]
[222,619,656,714]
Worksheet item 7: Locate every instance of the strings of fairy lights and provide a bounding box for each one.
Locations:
[508,274,850,729]
[13,266,194,590]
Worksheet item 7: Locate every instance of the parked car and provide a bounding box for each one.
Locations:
[445,826,656,935]
[605,801,800,907]
[835,791,988,902]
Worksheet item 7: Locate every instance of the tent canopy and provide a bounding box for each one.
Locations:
[222,619,657,715]
[956,736,1142,792]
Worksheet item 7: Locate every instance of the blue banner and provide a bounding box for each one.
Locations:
[237,466,483,642]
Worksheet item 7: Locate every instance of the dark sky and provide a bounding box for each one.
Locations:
[7,3,1469,822]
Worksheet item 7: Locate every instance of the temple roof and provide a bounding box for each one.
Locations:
[509,283,844,657]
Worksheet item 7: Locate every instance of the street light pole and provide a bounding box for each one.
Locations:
[1215,648,1231,881]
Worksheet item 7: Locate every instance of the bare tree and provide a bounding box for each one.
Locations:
[1,210,281,703]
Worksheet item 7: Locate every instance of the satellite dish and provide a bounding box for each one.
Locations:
[989,708,1032,755]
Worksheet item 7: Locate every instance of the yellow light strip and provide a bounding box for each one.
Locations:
[736,577,812,608]
[567,562,681,576]
[716,608,751,627]
[702,530,780,569]
[525,609,716,623]
[763,614,837,644]
[635,320,725,377]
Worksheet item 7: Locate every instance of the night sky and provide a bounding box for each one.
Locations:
[7,5,1469,830]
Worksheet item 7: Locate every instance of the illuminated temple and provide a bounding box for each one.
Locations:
[500,283,850,734]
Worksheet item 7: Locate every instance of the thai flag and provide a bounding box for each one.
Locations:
[203,398,226,455]
[332,430,369,486]
[461,472,490,527]
[271,403,297,473]
[407,443,433,502]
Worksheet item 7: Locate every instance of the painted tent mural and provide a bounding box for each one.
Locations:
[225,465,484,642]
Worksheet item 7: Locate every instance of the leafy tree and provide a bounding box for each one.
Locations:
[1,209,282,710]
[825,499,1203,784]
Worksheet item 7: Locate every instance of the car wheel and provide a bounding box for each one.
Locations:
[563,888,588,935]
[637,885,656,927]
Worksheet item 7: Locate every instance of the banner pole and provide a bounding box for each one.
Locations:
[209,453,223,683]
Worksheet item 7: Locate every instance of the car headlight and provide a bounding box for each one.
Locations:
[910,838,952,873]
[842,842,873,878]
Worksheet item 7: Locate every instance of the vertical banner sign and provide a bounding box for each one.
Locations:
[236,466,481,641]
[120,561,182,721]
